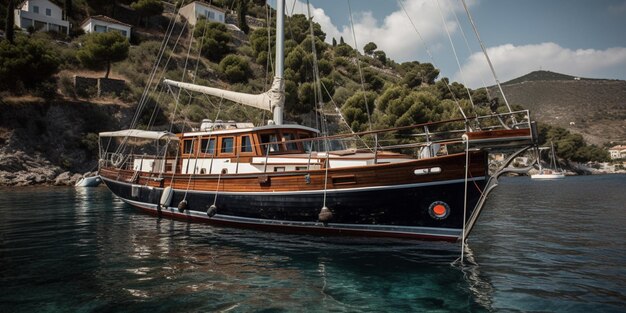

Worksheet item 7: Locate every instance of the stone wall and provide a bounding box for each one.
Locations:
[73,76,126,97]
[74,76,98,93]
[98,78,126,96]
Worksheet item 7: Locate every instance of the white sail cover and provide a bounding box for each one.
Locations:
[163,76,284,117]
[99,129,179,141]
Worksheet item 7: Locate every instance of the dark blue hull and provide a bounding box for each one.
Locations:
[102,175,486,241]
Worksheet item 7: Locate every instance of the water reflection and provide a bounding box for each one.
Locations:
[90,206,495,312]
[0,187,498,312]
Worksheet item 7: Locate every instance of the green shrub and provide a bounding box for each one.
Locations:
[0,34,60,92]
[218,55,251,83]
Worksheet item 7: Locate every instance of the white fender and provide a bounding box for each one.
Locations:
[159,186,174,208]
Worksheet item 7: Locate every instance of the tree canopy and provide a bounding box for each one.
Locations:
[77,31,129,78]
[131,0,164,26]
[363,42,377,55]
[218,55,251,83]
[193,19,231,62]
[0,34,60,91]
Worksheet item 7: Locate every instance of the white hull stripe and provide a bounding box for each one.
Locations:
[102,175,485,196]
[122,198,462,239]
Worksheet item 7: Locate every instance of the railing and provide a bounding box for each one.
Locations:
[100,110,534,174]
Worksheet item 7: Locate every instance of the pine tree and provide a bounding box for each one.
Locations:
[332,37,337,47]
[340,36,344,45]
[237,0,249,34]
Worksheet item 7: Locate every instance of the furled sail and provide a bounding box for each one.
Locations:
[163,75,284,117]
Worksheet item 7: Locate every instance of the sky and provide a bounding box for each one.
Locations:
[269,0,626,88]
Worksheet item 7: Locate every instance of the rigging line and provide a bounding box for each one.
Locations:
[306,1,327,137]
[261,2,273,126]
[128,16,188,141]
[461,135,469,263]
[459,0,515,117]
[181,98,222,200]
[436,0,475,109]
[130,9,181,130]
[450,4,492,99]
[319,82,371,150]
[264,3,273,90]
[191,10,211,85]
[347,0,374,135]
[146,84,165,128]
[399,0,469,123]
[165,21,191,134]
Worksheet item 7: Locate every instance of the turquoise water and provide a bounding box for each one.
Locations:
[1,175,625,312]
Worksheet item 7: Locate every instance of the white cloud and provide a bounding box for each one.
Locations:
[454,43,626,88]
[286,0,467,63]
[282,1,626,88]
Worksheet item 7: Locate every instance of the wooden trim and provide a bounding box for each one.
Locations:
[466,129,530,140]
[100,151,487,193]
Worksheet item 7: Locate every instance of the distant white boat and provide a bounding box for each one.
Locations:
[532,142,565,180]
[531,169,565,180]
[75,175,102,187]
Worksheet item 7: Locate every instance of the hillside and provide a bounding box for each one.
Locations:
[490,71,626,145]
[0,3,617,185]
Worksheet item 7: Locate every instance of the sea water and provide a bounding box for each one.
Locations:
[0,175,624,312]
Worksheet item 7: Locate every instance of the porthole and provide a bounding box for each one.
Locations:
[428,201,451,220]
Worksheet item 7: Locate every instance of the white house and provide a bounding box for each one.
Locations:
[14,0,70,35]
[608,145,626,160]
[179,1,226,26]
[80,15,132,39]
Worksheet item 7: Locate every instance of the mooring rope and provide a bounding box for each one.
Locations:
[461,135,470,263]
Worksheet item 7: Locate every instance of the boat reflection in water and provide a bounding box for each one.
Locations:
[93,210,495,311]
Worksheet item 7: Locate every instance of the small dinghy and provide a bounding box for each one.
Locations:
[75,175,102,187]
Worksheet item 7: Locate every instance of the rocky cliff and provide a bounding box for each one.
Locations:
[0,97,134,186]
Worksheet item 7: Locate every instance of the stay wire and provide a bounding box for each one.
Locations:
[436,0,476,109]
[459,0,515,119]
[399,0,469,123]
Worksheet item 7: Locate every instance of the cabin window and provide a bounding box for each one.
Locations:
[46,8,51,16]
[299,133,312,152]
[283,133,299,151]
[240,135,253,153]
[183,139,195,154]
[33,6,39,13]
[200,138,216,154]
[296,166,308,171]
[94,25,107,33]
[260,133,279,154]
[274,167,285,172]
[221,137,234,154]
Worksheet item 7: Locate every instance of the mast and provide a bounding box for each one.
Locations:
[550,141,558,170]
[163,0,286,125]
[273,0,285,125]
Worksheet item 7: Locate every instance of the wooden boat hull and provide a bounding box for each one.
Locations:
[100,152,488,241]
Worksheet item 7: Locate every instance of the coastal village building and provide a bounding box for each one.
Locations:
[80,15,132,39]
[608,145,626,160]
[13,0,70,35]
[178,1,226,26]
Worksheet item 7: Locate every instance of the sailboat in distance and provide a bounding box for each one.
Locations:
[531,141,565,179]
[97,0,537,241]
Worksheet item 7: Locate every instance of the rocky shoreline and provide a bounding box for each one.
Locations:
[0,150,91,186]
